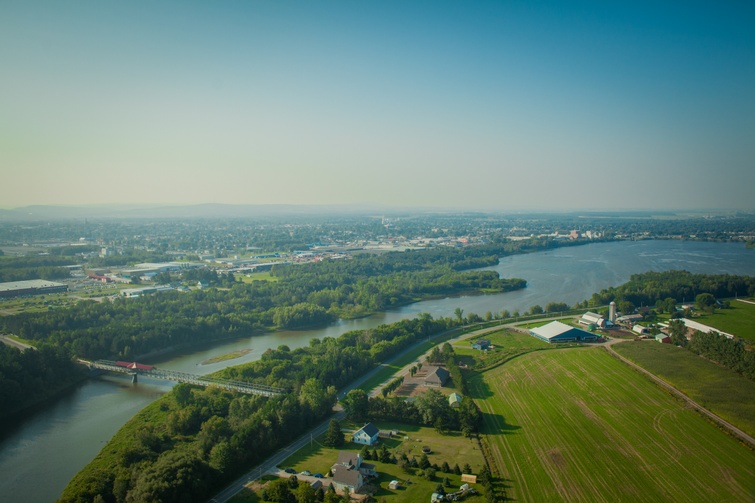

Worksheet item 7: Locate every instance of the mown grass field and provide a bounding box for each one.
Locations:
[694,300,755,343]
[274,423,486,503]
[453,329,566,370]
[473,347,755,503]
[613,340,755,437]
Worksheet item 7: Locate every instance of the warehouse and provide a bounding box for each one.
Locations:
[0,279,68,298]
[530,321,598,343]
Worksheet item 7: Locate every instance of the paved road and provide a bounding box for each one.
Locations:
[0,335,34,351]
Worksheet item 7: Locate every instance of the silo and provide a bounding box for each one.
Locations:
[609,301,617,322]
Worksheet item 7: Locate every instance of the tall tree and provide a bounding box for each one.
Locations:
[324,419,344,448]
[342,389,369,422]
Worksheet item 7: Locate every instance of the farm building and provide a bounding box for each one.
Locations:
[681,318,735,339]
[632,324,648,334]
[448,392,463,408]
[579,311,606,328]
[471,339,490,350]
[655,333,671,343]
[424,366,450,387]
[530,321,598,343]
[352,422,380,445]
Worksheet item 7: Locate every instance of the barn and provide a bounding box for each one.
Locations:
[530,321,598,343]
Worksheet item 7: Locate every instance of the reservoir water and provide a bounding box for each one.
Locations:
[1,240,754,501]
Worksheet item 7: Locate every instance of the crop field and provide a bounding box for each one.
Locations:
[694,300,755,343]
[613,340,755,437]
[473,347,755,502]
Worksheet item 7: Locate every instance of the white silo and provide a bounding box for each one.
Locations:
[609,301,617,323]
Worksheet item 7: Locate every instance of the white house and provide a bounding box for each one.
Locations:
[352,422,380,446]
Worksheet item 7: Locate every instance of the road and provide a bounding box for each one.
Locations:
[0,335,34,351]
[210,317,754,501]
[603,339,755,449]
[207,323,482,503]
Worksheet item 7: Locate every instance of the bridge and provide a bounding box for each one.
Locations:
[86,360,286,397]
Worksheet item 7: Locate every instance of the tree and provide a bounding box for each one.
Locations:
[342,389,368,422]
[266,478,293,503]
[324,419,344,448]
[668,319,688,347]
[414,389,449,426]
[528,304,543,315]
[696,293,716,313]
[295,482,317,503]
[454,307,464,323]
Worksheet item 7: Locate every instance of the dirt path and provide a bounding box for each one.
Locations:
[603,340,755,449]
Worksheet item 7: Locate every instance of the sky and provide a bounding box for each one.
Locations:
[1,0,754,211]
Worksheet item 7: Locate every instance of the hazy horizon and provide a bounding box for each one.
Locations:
[2,1,754,211]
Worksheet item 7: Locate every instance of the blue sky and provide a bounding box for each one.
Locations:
[1,1,753,210]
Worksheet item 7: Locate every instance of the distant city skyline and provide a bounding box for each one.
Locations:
[2,1,753,210]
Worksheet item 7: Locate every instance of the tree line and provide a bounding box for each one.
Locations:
[584,270,755,313]
[59,315,459,502]
[668,319,755,380]
[1,241,539,361]
[0,343,82,420]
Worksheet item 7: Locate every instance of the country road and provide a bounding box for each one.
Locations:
[602,339,755,448]
[208,319,755,502]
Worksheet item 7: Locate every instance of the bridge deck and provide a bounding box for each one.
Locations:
[88,360,286,397]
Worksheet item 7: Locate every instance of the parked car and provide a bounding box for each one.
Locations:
[300,470,312,476]
[284,468,297,474]
[313,473,323,478]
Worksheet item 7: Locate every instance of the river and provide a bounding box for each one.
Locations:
[1,240,753,502]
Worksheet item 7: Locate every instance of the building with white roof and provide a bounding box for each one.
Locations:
[530,321,598,343]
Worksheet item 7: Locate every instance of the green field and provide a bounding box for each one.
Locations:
[453,329,562,370]
[693,300,755,343]
[276,423,486,503]
[474,347,755,502]
[613,340,755,437]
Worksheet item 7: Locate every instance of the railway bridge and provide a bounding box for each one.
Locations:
[85,360,286,397]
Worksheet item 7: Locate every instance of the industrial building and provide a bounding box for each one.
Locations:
[530,321,598,343]
[0,279,68,298]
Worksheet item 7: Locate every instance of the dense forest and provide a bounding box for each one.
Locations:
[584,270,755,312]
[1,242,543,361]
[59,316,459,502]
[0,343,82,420]
[0,255,74,282]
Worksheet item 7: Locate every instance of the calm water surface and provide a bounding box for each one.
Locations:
[1,240,753,501]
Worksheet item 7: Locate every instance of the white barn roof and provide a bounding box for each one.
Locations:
[530,321,597,343]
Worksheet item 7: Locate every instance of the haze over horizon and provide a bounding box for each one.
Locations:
[2,1,753,211]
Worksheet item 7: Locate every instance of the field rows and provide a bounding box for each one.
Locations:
[473,347,755,502]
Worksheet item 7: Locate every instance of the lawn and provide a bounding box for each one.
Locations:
[473,347,755,502]
[693,300,755,343]
[276,423,486,502]
[453,329,563,370]
[613,340,755,436]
